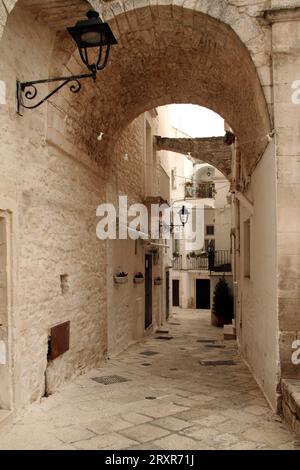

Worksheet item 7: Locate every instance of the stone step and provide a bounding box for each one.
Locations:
[155,329,169,335]
[223,324,236,340]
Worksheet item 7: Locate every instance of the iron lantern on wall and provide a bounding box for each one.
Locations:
[16,11,117,115]
[178,205,190,227]
[67,11,117,73]
[160,205,190,235]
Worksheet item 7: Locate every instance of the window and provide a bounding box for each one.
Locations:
[244,218,251,278]
[171,168,177,190]
[206,225,214,236]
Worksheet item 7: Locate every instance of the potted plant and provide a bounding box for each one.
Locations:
[189,251,197,258]
[114,272,128,284]
[185,181,193,197]
[212,277,234,327]
[173,251,180,258]
[154,276,163,286]
[134,272,144,284]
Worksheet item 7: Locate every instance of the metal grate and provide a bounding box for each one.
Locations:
[155,336,173,340]
[92,375,129,385]
[199,360,237,366]
[140,350,159,356]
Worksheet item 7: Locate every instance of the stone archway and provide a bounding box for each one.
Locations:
[43,2,272,180]
[155,136,232,179]
[0,1,272,173]
[0,0,287,415]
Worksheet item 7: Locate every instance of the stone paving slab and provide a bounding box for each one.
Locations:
[0,309,298,450]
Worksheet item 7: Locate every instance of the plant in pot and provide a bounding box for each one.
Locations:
[189,251,197,258]
[114,271,128,284]
[185,181,193,197]
[154,276,163,286]
[173,251,180,258]
[212,276,234,327]
[134,272,144,284]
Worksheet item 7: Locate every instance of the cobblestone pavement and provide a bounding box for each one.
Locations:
[0,309,299,450]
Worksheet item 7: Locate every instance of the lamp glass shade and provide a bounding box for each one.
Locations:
[81,31,102,46]
[67,11,117,49]
[179,205,190,226]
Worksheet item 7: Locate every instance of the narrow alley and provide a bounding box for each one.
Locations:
[0,310,298,451]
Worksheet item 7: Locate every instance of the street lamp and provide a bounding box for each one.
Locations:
[160,205,190,234]
[178,205,190,227]
[16,11,117,115]
[67,10,117,73]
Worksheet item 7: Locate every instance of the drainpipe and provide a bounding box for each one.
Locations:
[231,146,242,333]
[233,191,254,215]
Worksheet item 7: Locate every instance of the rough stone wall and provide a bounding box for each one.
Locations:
[105,115,163,356]
[237,140,279,410]
[0,5,108,407]
[270,11,300,382]
[0,213,11,409]
[156,136,232,179]
[0,3,166,409]
[106,116,147,356]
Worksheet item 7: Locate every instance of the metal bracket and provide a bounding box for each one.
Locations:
[16,70,96,116]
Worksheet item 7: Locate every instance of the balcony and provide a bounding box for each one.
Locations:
[185,182,216,199]
[172,251,231,273]
[173,255,182,270]
[186,254,209,270]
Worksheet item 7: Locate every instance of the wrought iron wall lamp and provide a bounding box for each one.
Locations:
[16,11,117,115]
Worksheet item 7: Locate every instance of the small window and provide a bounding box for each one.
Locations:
[171,168,177,190]
[244,219,251,278]
[206,225,214,236]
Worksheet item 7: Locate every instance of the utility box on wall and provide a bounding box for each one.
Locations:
[48,321,70,360]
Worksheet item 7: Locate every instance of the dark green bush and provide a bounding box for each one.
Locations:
[212,277,234,320]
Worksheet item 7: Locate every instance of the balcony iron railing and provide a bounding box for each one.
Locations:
[172,251,231,273]
[185,182,216,199]
[186,255,209,270]
[172,255,182,270]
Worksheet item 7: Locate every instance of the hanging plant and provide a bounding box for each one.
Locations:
[134,272,144,284]
[114,272,128,284]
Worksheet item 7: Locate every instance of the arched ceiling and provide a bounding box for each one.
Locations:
[156,136,232,180]
[3,1,272,176]
[53,4,271,175]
